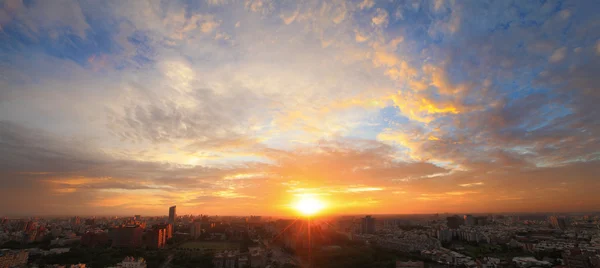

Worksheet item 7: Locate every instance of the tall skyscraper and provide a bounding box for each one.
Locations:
[360,215,376,234]
[168,206,176,223]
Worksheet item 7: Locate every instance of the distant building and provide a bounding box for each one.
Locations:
[549,216,569,230]
[109,226,144,248]
[361,215,376,234]
[562,248,600,268]
[437,229,454,242]
[81,230,109,247]
[238,255,249,268]
[447,215,463,229]
[169,206,177,223]
[396,260,424,268]
[249,247,265,268]
[190,222,202,239]
[0,249,29,268]
[108,256,147,268]
[464,215,475,226]
[213,251,241,268]
[71,216,81,225]
[84,218,96,226]
[474,216,487,226]
[512,257,552,268]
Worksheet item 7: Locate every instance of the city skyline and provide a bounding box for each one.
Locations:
[1,0,600,217]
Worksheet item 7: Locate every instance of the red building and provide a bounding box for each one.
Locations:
[109,226,144,248]
[81,231,110,247]
[144,227,167,249]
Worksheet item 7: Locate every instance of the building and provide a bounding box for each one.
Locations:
[109,226,144,248]
[249,247,265,268]
[512,257,552,268]
[154,223,172,240]
[437,229,454,242]
[169,206,177,223]
[361,215,376,234]
[550,216,569,230]
[475,216,488,226]
[396,261,424,268]
[464,215,475,226]
[238,255,249,268]
[447,215,463,229]
[81,230,109,247]
[0,249,29,268]
[84,218,95,226]
[190,222,202,239]
[144,227,166,249]
[213,251,241,268]
[108,256,147,268]
[562,248,600,268]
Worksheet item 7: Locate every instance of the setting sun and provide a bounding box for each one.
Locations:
[294,196,326,216]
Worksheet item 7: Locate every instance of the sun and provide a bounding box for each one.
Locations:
[294,195,326,216]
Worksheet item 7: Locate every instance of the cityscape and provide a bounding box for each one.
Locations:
[1,208,600,268]
[1,0,600,267]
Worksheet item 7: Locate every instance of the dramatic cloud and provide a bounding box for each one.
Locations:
[0,0,599,216]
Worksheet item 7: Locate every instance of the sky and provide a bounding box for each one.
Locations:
[0,0,599,217]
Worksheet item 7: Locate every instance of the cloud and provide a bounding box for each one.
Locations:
[432,0,445,12]
[1,0,600,215]
[0,0,90,39]
[354,30,369,42]
[358,0,375,10]
[458,182,484,187]
[206,0,227,6]
[280,9,299,25]
[549,47,567,63]
[245,0,274,14]
[371,8,389,27]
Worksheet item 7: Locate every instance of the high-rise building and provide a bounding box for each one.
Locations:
[144,227,166,249]
[155,223,172,240]
[168,206,177,223]
[464,215,475,226]
[475,216,488,226]
[360,215,376,234]
[81,230,110,247]
[446,215,462,229]
[190,222,202,239]
[549,216,569,230]
[109,226,144,248]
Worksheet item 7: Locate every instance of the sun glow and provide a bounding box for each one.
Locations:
[293,195,326,216]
